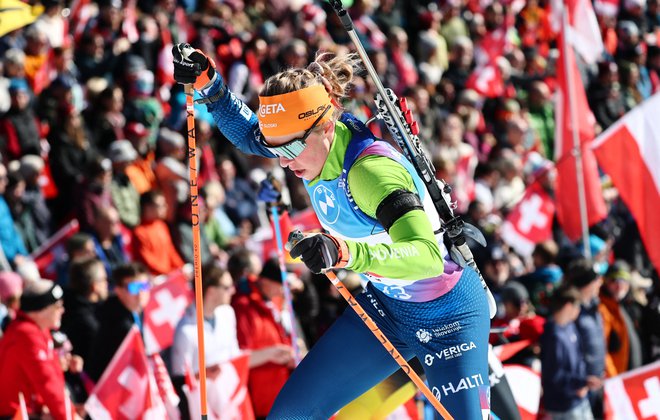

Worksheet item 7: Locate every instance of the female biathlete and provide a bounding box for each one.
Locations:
[172,43,490,419]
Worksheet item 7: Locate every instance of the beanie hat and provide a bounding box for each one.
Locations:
[259,257,283,283]
[500,281,529,305]
[564,259,599,289]
[20,280,63,312]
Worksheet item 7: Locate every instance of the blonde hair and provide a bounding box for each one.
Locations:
[260,52,363,120]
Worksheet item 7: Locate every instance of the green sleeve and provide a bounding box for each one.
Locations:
[344,154,444,280]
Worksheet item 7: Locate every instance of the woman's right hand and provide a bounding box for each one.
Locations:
[172,43,218,90]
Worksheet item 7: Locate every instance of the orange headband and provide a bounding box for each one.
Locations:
[258,85,334,137]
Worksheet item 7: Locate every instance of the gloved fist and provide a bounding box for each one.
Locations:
[258,176,282,204]
[289,233,349,274]
[172,43,217,90]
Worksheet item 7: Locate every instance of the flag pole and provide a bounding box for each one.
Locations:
[270,205,303,365]
[185,84,209,419]
[561,2,592,260]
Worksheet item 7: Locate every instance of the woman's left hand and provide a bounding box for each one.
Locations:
[289,233,349,274]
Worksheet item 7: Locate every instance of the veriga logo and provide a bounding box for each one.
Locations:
[259,103,286,117]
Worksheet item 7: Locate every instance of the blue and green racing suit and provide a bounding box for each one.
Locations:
[200,78,491,419]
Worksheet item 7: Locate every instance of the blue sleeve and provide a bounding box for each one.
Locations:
[540,330,587,391]
[202,78,277,158]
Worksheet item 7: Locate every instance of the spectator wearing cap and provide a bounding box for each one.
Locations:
[0,162,28,268]
[231,256,295,419]
[125,122,157,194]
[154,128,188,223]
[0,271,23,332]
[87,262,151,382]
[564,258,606,418]
[491,281,546,367]
[109,140,141,228]
[132,190,185,275]
[60,258,108,363]
[540,285,599,420]
[0,280,80,420]
[598,260,643,377]
[0,78,41,161]
[481,244,512,295]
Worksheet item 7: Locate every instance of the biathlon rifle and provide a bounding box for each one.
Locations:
[327,0,497,318]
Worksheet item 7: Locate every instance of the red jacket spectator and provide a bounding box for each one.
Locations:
[232,264,294,418]
[0,281,76,420]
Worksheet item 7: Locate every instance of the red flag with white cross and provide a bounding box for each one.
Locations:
[604,360,660,420]
[84,326,167,420]
[143,270,193,355]
[501,182,555,257]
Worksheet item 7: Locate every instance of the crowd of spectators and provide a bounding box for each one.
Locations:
[1,0,660,418]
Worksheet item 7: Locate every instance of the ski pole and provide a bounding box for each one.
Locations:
[288,230,454,420]
[185,84,209,420]
[270,204,303,365]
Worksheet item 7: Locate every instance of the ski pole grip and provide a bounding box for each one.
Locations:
[286,230,305,252]
[328,0,354,30]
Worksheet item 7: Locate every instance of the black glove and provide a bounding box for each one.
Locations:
[289,233,349,274]
[172,43,217,90]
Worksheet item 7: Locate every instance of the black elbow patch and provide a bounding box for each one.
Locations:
[376,189,424,231]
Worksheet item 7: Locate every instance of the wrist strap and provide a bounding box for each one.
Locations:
[324,234,350,269]
[195,84,227,104]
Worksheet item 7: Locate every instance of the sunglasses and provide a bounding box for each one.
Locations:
[261,105,331,159]
[126,281,151,295]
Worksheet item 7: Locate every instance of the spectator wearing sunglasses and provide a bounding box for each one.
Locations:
[173,43,491,419]
[86,262,151,382]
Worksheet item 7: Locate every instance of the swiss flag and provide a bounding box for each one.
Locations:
[604,360,660,419]
[502,365,541,420]
[554,31,607,241]
[143,271,193,355]
[30,219,80,280]
[84,326,167,420]
[465,63,504,99]
[501,182,555,257]
[592,94,660,274]
[184,354,255,420]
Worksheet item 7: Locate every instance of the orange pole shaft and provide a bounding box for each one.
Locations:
[324,271,453,420]
[185,84,208,419]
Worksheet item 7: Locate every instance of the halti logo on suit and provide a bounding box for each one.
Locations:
[431,373,485,401]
